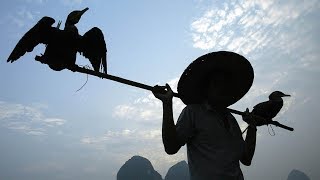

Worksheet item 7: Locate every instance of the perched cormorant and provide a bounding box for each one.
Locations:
[252,91,290,126]
[7,7,107,74]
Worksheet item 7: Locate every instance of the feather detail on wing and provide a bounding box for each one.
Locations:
[79,27,107,74]
[7,16,56,63]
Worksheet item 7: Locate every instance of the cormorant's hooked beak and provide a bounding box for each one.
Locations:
[281,94,291,97]
[80,7,89,15]
[75,7,89,20]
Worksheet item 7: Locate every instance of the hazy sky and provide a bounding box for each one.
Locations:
[0,0,319,179]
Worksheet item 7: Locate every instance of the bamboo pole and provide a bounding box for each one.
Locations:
[72,65,294,131]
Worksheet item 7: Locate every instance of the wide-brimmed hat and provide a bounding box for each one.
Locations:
[177,51,254,107]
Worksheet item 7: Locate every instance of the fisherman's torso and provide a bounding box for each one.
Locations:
[185,104,245,180]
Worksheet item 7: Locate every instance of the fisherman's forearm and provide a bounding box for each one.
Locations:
[162,100,180,154]
[242,125,257,165]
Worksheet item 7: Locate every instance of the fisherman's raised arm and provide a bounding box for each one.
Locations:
[152,84,182,154]
[241,110,257,166]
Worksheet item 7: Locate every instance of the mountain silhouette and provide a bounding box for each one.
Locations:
[287,169,310,180]
[164,160,190,180]
[117,155,162,180]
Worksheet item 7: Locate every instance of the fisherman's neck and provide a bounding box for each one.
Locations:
[203,100,227,112]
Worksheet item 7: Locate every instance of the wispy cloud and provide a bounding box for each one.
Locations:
[81,129,161,146]
[43,118,66,127]
[191,0,319,57]
[0,101,66,136]
[7,7,37,29]
[6,122,46,136]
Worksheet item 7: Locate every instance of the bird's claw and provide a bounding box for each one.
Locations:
[67,64,78,72]
[35,55,46,64]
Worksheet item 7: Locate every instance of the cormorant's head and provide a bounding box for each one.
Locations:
[66,7,89,25]
[269,91,290,100]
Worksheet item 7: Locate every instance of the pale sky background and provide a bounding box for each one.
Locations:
[0,0,319,179]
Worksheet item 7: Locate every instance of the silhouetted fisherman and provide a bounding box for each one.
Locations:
[153,51,257,180]
[252,91,290,126]
[7,7,107,74]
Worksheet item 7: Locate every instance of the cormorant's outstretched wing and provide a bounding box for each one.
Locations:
[7,16,56,63]
[79,27,107,74]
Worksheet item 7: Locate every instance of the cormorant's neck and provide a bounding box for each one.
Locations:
[65,21,75,28]
[64,22,78,33]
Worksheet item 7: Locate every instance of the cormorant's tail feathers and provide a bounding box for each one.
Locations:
[101,51,107,74]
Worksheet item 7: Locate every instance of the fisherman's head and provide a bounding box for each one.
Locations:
[204,70,236,108]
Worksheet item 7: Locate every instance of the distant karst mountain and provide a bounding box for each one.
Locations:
[117,155,162,180]
[287,169,310,180]
[164,160,190,180]
[117,157,312,180]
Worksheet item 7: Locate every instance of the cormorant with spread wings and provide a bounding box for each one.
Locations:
[7,7,107,74]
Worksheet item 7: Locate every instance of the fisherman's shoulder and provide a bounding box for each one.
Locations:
[182,104,206,114]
